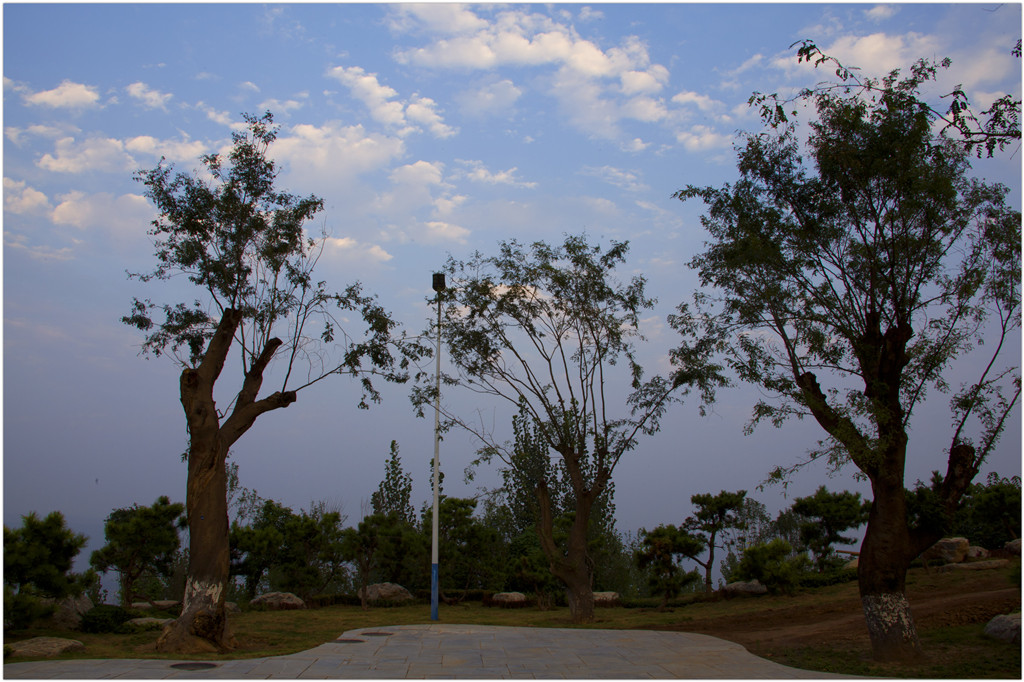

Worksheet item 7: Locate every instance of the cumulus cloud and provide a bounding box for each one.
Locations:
[4,178,51,214]
[37,136,134,173]
[126,82,172,110]
[4,232,75,262]
[456,79,522,117]
[422,220,470,244]
[5,123,73,146]
[125,135,207,162]
[391,6,673,142]
[50,191,153,236]
[23,80,101,109]
[675,125,733,152]
[271,121,406,187]
[259,94,308,116]
[327,66,456,138]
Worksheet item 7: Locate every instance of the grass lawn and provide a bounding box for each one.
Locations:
[5,566,1020,678]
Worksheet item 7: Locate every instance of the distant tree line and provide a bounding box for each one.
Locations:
[5,461,1018,630]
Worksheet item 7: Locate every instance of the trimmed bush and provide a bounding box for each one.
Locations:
[80,604,133,634]
[731,539,811,595]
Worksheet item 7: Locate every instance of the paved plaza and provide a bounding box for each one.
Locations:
[4,623,856,678]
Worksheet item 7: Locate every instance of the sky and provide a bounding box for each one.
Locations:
[3,3,1021,583]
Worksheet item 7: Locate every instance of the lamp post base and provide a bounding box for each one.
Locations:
[430,563,439,621]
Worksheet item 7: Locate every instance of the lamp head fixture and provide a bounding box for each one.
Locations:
[432,273,446,293]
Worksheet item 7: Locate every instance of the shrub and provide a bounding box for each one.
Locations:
[80,604,133,634]
[731,539,811,595]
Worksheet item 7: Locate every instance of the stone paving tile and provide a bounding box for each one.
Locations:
[4,623,862,679]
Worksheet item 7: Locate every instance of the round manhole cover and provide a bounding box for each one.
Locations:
[170,662,218,670]
[361,631,393,636]
[333,638,366,643]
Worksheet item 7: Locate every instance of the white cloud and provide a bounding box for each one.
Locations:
[422,220,470,244]
[671,90,724,113]
[327,66,455,138]
[126,82,172,110]
[271,122,406,185]
[405,95,457,138]
[578,6,603,22]
[795,32,940,81]
[5,124,73,146]
[197,103,234,127]
[125,135,207,162]
[37,137,134,173]
[4,178,51,214]
[456,79,522,117]
[258,94,308,116]
[50,191,153,236]
[580,165,648,193]
[23,80,101,109]
[675,125,733,152]
[620,65,669,95]
[865,5,897,22]
[239,81,260,93]
[388,4,489,36]
[3,232,75,262]
[323,236,394,264]
[456,160,537,188]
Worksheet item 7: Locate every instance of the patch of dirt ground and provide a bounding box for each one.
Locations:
[651,567,1019,654]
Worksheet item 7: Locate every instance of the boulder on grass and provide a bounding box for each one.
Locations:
[1005,538,1022,556]
[594,591,621,607]
[922,537,969,565]
[358,582,413,603]
[7,637,85,658]
[984,613,1021,644]
[722,580,768,596]
[967,546,990,560]
[488,592,527,608]
[36,594,92,630]
[251,592,306,610]
[128,617,175,629]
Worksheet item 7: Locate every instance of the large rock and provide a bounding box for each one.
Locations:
[36,593,93,630]
[128,617,175,629]
[594,591,621,607]
[922,537,969,564]
[1005,538,1022,555]
[936,559,1010,573]
[489,592,527,607]
[7,637,85,658]
[250,592,306,610]
[984,613,1021,644]
[967,546,990,560]
[358,582,413,603]
[722,579,768,596]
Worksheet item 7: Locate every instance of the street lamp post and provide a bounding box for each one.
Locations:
[430,272,445,622]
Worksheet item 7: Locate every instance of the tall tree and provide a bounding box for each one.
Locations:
[4,512,93,629]
[673,60,1020,660]
[680,490,748,592]
[370,441,415,525]
[90,496,186,607]
[422,235,722,624]
[125,112,425,653]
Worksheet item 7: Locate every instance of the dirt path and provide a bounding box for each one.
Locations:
[650,569,1020,654]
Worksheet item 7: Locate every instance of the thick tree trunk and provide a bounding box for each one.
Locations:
[534,479,596,624]
[157,380,234,653]
[858,477,922,662]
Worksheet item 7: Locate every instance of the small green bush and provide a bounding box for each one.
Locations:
[798,568,858,589]
[80,604,133,634]
[732,539,811,595]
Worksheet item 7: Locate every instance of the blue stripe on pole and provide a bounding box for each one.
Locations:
[431,563,439,621]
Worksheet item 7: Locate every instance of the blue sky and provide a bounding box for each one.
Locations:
[3,3,1021,581]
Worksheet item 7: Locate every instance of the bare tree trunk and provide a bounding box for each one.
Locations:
[858,476,922,662]
[157,309,295,653]
[157,372,234,653]
[534,480,596,624]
